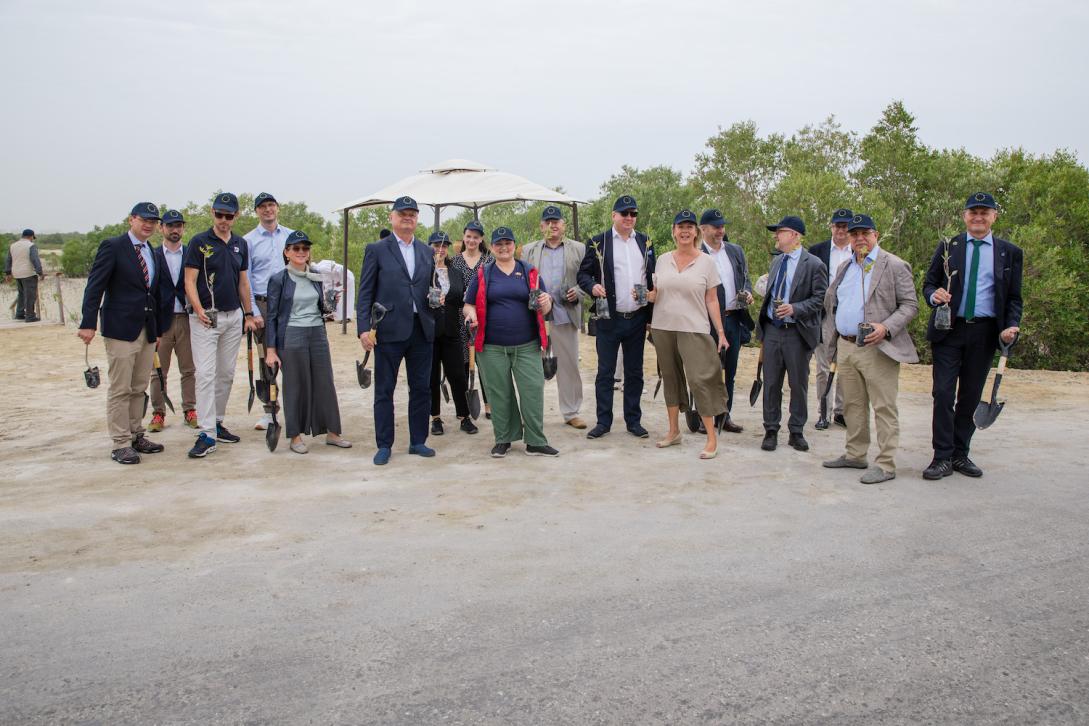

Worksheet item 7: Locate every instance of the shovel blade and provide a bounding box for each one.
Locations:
[164,393,176,414]
[266,419,281,451]
[255,380,270,404]
[973,401,1004,430]
[247,390,254,412]
[542,356,558,381]
[142,392,149,419]
[467,373,481,420]
[653,379,662,399]
[749,379,762,407]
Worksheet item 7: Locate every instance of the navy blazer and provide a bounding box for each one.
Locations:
[356,235,436,343]
[922,232,1023,344]
[264,268,325,350]
[577,228,656,330]
[755,249,828,351]
[154,243,187,321]
[80,233,169,342]
[700,241,756,334]
[807,239,831,274]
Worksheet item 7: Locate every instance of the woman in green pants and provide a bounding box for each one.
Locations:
[463,226,557,458]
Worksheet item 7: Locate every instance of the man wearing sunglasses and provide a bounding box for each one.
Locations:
[183,192,258,458]
[577,195,655,440]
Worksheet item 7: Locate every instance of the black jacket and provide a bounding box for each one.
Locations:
[154,243,187,321]
[431,265,466,339]
[577,228,656,330]
[79,233,169,342]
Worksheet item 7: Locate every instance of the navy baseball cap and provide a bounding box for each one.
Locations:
[392,196,419,212]
[211,193,239,213]
[965,192,997,210]
[464,220,485,235]
[130,202,162,220]
[285,230,311,247]
[673,209,698,225]
[541,205,564,221]
[491,226,516,243]
[161,209,185,225]
[429,231,451,245]
[847,214,876,231]
[766,215,806,235]
[830,208,854,224]
[254,192,277,208]
[21,228,34,237]
[699,209,726,227]
[613,195,638,213]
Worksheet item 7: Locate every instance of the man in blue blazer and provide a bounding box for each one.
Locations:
[922,193,1023,480]
[78,202,171,465]
[577,194,656,440]
[357,196,437,465]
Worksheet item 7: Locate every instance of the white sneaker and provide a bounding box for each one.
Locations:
[254,413,271,430]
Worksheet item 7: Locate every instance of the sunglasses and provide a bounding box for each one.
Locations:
[214,212,236,220]
[286,244,311,253]
[618,210,638,218]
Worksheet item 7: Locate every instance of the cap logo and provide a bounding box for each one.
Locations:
[975,193,986,201]
[837,209,848,216]
[853,215,863,223]
[623,196,633,204]
[220,194,231,203]
[146,203,157,213]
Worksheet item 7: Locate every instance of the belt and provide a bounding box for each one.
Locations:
[617,310,642,319]
[255,295,267,302]
[766,318,795,329]
[174,312,188,317]
[957,316,994,325]
[840,334,857,343]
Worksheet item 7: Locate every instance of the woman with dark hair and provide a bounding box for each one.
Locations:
[463,226,556,458]
[428,231,477,435]
[264,230,351,454]
[451,220,493,417]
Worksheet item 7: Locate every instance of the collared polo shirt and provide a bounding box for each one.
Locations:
[184,228,249,312]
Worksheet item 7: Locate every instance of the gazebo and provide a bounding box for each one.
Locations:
[332,159,586,332]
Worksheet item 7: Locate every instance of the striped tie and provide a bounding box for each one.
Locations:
[134,243,150,288]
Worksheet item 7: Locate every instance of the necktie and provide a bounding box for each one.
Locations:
[964,239,983,320]
[134,243,150,289]
[770,257,788,327]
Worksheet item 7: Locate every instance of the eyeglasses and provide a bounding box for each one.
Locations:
[286,244,310,253]
[618,211,638,218]
[214,212,236,220]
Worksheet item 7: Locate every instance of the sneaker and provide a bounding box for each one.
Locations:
[459,418,479,434]
[147,412,165,432]
[922,458,953,480]
[254,413,271,431]
[111,446,140,465]
[184,409,199,429]
[131,434,164,454]
[490,442,511,458]
[860,467,896,485]
[215,423,240,443]
[525,444,559,457]
[408,444,435,457]
[431,418,444,436]
[188,433,217,458]
[822,455,868,469]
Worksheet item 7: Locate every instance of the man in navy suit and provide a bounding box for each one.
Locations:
[78,202,170,464]
[922,193,1022,480]
[357,196,436,465]
[699,208,755,433]
[808,208,853,429]
[147,209,198,431]
[577,194,656,440]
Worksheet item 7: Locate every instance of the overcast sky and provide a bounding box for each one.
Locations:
[1,0,1086,232]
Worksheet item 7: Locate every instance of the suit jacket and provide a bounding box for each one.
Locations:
[154,243,187,321]
[80,233,169,342]
[922,233,1023,344]
[807,239,832,273]
[264,268,326,351]
[521,237,588,323]
[431,264,466,339]
[356,235,436,343]
[823,248,920,364]
[755,248,828,351]
[576,229,655,331]
[700,241,756,337]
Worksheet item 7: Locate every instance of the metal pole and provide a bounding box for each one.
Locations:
[341,209,349,335]
[434,205,441,235]
[571,203,580,241]
[473,205,480,221]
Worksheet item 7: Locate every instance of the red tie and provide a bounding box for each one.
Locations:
[134,243,150,288]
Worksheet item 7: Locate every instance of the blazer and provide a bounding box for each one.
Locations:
[521,237,588,323]
[431,263,466,339]
[79,233,168,342]
[823,249,920,364]
[755,248,828,351]
[154,243,187,321]
[922,233,1023,344]
[356,235,436,344]
[807,239,832,273]
[264,268,325,351]
[576,228,656,331]
[700,241,756,337]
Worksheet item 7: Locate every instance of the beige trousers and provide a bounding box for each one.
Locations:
[104,335,156,448]
[549,321,583,421]
[150,313,196,413]
[838,341,902,473]
[815,334,843,417]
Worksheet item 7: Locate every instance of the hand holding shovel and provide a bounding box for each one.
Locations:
[356,302,388,389]
[974,333,1018,430]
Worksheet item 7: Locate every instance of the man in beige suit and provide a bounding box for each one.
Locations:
[821,214,918,483]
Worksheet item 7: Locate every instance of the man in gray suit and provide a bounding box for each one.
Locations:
[755,216,827,452]
[821,215,919,484]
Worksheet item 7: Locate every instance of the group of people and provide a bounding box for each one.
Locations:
[75,190,1022,484]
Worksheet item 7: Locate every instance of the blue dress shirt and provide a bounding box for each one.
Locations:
[835,245,880,337]
[127,230,155,282]
[770,246,801,323]
[243,223,293,315]
[957,232,995,318]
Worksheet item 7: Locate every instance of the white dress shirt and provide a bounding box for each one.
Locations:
[395,234,417,312]
[705,243,737,309]
[829,240,852,281]
[611,227,645,313]
[163,245,185,313]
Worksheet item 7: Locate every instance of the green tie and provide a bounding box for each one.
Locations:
[964,239,984,320]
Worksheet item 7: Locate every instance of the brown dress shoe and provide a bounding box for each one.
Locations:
[720,418,743,433]
[565,417,588,430]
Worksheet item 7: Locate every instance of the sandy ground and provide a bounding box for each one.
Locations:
[2,321,1088,724]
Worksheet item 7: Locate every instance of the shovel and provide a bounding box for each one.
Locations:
[356,302,388,390]
[246,330,255,412]
[255,359,272,405]
[749,345,764,407]
[154,350,175,414]
[974,333,1018,430]
[265,363,282,452]
[83,343,101,388]
[542,324,557,381]
[356,351,372,389]
[466,330,481,420]
[653,361,662,399]
[817,360,837,428]
[441,376,451,402]
[684,390,701,432]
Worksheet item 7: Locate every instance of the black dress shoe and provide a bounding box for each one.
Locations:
[627,424,649,439]
[814,418,829,430]
[761,431,778,451]
[111,446,140,465]
[788,433,809,451]
[586,425,610,439]
[721,418,743,433]
[697,421,707,434]
[131,434,164,454]
[459,418,478,434]
[431,418,444,436]
[833,414,846,427]
[952,457,983,477]
[923,458,954,480]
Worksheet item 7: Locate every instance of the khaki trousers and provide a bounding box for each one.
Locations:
[150,313,196,413]
[651,328,727,417]
[104,335,156,449]
[549,321,583,421]
[815,334,843,417]
[190,309,244,438]
[838,341,902,473]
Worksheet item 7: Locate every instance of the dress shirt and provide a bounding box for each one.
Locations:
[244,223,293,315]
[395,234,418,312]
[127,231,156,282]
[539,243,569,325]
[705,242,737,309]
[835,245,880,337]
[769,246,801,323]
[956,232,995,318]
[611,227,645,313]
[829,241,853,281]
[163,245,185,312]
